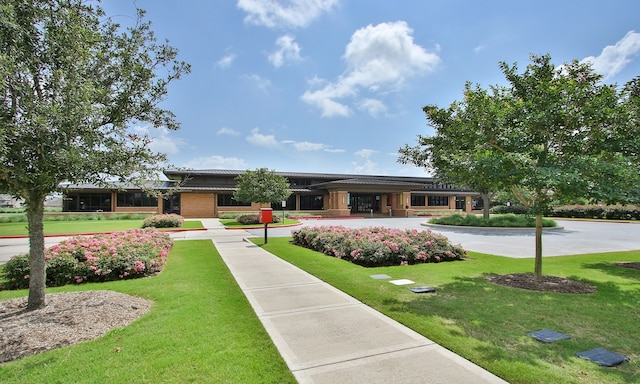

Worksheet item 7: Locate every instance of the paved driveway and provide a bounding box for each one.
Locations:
[246,218,640,258]
[2,218,640,263]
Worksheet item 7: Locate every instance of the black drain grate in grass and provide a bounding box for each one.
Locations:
[409,286,436,293]
[576,348,629,367]
[527,329,571,343]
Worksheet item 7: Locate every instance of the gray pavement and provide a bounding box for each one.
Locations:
[243,217,640,258]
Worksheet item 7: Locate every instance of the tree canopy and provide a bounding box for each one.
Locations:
[234,168,292,205]
[0,0,190,309]
[400,54,640,280]
[399,82,514,219]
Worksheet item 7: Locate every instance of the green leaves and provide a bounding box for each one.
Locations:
[233,168,292,204]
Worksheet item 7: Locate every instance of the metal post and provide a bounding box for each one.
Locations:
[264,223,268,244]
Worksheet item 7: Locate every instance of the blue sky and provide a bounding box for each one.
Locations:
[102,0,640,177]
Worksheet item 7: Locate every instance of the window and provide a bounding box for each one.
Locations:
[411,195,426,207]
[217,194,251,207]
[272,195,297,210]
[428,196,449,207]
[116,192,158,207]
[63,193,112,212]
[300,195,324,210]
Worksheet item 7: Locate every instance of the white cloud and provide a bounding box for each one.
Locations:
[217,127,241,136]
[302,21,440,117]
[216,53,237,69]
[350,148,378,174]
[132,125,186,155]
[237,0,338,29]
[357,98,387,117]
[354,148,375,158]
[183,155,247,170]
[473,44,486,54]
[582,30,640,80]
[283,140,345,152]
[269,34,302,68]
[246,128,280,148]
[244,73,272,92]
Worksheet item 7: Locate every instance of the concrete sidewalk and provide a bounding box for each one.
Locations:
[199,220,508,384]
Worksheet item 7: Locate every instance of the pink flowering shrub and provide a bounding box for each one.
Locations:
[142,214,185,228]
[291,226,465,267]
[2,228,173,289]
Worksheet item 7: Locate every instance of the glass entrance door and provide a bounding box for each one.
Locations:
[163,194,181,215]
[350,194,381,213]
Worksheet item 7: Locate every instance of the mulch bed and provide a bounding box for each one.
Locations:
[616,262,640,270]
[488,273,596,294]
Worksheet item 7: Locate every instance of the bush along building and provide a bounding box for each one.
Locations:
[61,169,481,218]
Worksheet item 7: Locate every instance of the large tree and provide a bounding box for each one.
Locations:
[234,168,292,205]
[401,54,640,280]
[399,82,515,219]
[0,0,190,309]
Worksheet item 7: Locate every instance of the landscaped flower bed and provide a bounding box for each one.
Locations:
[142,213,185,228]
[291,226,465,267]
[2,228,173,289]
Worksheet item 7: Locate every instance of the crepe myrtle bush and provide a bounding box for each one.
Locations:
[2,228,173,289]
[142,214,185,228]
[236,214,281,224]
[292,226,466,267]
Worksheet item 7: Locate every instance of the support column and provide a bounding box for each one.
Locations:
[327,191,350,216]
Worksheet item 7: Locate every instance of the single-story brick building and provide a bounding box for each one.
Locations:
[62,169,481,218]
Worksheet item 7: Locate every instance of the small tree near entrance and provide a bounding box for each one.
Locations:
[233,168,292,206]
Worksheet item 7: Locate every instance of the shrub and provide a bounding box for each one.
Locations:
[489,204,531,215]
[549,205,640,220]
[142,214,185,228]
[237,214,280,224]
[291,226,466,267]
[430,213,556,227]
[2,228,173,289]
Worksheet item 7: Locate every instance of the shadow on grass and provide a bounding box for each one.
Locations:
[583,262,640,282]
[382,275,639,383]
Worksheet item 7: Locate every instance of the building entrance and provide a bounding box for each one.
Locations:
[349,193,382,213]
[163,194,181,215]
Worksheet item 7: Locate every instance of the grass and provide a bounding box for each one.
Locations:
[0,220,203,237]
[257,237,640,384]
[0,240,296,384]
[431,213,557,227]
[219,218,300,228]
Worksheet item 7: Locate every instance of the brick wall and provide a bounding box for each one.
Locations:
[180,193,215,218]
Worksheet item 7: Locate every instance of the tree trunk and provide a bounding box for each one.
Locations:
[482,194,491,220]
[534,214,543,281]
[26,195,46,310]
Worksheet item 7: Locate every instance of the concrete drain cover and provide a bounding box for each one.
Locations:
[389,279,415,286]
[370,274,392,280]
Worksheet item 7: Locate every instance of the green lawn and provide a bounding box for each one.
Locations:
[0,220,203,237]
[258,237,640,384]
[0,240,296,384]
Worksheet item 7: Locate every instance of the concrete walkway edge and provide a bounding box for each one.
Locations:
[198,219,509,384]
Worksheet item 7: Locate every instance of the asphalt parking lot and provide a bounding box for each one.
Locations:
[2,218,640,263]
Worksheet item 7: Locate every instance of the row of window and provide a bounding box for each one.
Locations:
[63,192,159,211]
[410,195,450,207]
[217,194,325,210]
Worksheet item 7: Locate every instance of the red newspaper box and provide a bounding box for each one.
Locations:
[259,208,273,224]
